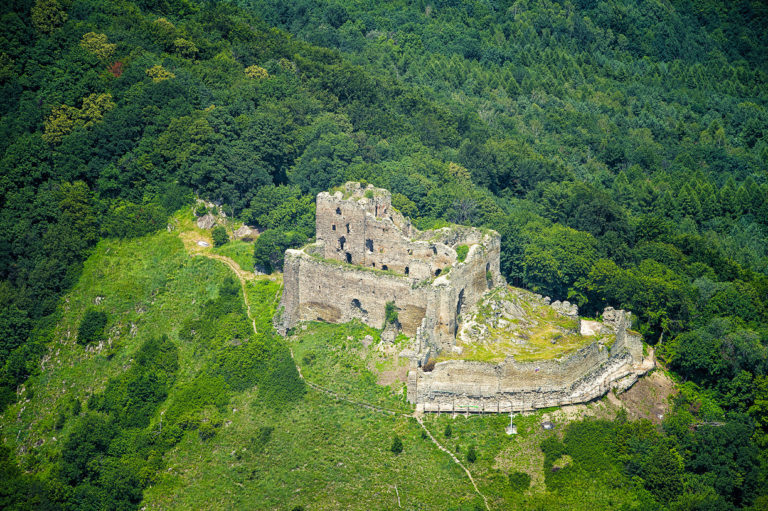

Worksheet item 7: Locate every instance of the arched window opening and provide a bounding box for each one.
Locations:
[345,252,352,264]
[435,268,441,277]
[405,266,409,275]
[382,265,388,271]
[365,239,374,252]
[339,236,346,250]
[332,224,336,231]
[336,207,341,215]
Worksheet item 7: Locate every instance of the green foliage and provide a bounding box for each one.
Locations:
[31,0,67,34]
[466,444,477,464]
[508,471,531,492]
[444,424,452,438]
[77,308,107,345]
[253,229,307,273]
[455,244,469,263]
[1,0,768,507]
[102,201,167,239]
[91,335,178,428]
[211,226,228,247]
[390,435,403,454]
[384,301,398,327]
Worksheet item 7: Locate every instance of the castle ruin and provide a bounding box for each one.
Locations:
[279,182,502,356]
[278,182,653,412]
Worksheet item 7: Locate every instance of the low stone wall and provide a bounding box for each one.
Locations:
[407,315,653,411]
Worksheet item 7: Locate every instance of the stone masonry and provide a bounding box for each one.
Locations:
[278,182,652,412]
[278,182,502,356]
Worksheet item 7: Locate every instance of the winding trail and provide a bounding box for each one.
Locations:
[185,237,491,510]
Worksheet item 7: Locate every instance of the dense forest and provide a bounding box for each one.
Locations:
[1,0,767,509]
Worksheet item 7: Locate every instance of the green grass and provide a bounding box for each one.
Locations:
[213,239,254,272]
[143,389,482,510]
[289,321,413,413]
[420,408,643,510]
[447,287,613,363]
[0,231,232,470]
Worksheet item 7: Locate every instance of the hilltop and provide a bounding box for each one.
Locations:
[0,0,767,509]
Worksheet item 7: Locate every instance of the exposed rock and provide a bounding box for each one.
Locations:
[551,300,578,317]
[234,225,256,239]
[196,213,216,230]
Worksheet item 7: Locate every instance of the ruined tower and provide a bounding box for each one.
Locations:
[278,182,503,356]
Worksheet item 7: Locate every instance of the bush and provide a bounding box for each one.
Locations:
[467,444,477,463]
[508,471,531,491]
[456,244,469,263]
[384,301,399,327]
[253,229,307,273]
[444,424,452,438]
[77,308,107,345]
[194,203,208,216]
[102,201,166,238]
[212,226,228,247]
[390,435,403,454]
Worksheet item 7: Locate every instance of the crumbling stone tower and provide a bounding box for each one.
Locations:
[278,182,503,356]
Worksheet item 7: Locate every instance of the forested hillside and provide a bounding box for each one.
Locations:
[1,0,767,509]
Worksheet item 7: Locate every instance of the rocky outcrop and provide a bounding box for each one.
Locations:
[196,213,217,230]
[234,225,256,239]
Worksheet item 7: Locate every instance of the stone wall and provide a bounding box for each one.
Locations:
[280,250,432,336]
[278,182,502,354]
[407,307,653,410]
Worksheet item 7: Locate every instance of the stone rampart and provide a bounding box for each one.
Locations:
[407,308,653,409]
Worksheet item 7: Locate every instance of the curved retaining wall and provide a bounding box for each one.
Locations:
[407,325,653,412]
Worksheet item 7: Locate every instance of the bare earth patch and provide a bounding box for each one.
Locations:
[615,369,677,424]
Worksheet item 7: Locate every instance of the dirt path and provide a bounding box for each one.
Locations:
[184,239,491,510]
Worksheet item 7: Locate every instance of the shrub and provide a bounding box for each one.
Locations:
[212,226,228,247]
[102,201,166,238]
[194,203,207,216]
[72,399,81,417]
[508,471,531,491]
[384,301,399,327]
[444,424,452,438]
[77,308,107,345]
[467,444,477,463]
[456,244,469,263]
[390,435,403,454]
